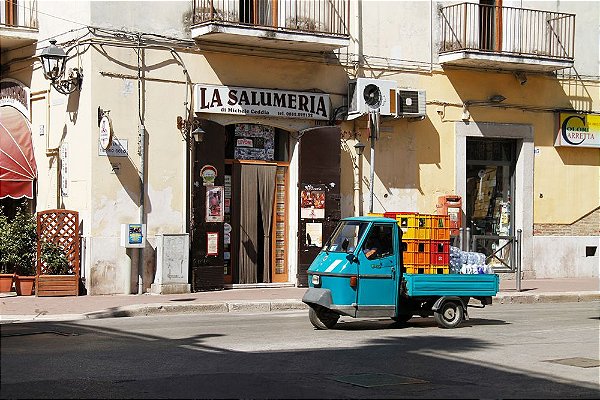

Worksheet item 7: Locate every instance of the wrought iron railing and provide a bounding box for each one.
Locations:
[440,2,575,60]
[0,0,38,29]
[192,0,349,36]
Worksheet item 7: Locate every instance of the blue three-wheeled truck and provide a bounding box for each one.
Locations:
[302,216,499,329]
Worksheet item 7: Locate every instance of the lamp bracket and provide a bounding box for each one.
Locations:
[52,67,83,95]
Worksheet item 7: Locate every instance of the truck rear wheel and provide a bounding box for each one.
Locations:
[434,300,464,329]
[309,306,339,330]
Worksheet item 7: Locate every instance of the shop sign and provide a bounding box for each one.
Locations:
[556,113,600,148]
[99,115,113,150]
[194,84,330,121]
[99,138,128,157]
[200,165,217,186]
[0,79,30,118]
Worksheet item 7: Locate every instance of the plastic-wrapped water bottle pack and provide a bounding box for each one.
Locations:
[449,246,494,274]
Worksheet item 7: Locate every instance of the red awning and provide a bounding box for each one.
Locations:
[0,106,37,199]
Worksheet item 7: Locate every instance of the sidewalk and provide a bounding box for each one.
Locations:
[1,277,598,323]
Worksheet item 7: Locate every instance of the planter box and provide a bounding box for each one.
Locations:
[0,273,15,293]
[15,275,36,296]
[36,275,78,296]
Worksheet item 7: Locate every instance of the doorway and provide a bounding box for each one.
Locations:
[465,138,515,266]
[223,123,290,285]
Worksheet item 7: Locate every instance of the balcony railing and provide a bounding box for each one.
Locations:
[1,0,38,29]
[192,0,349,36]
[440,2,575,60]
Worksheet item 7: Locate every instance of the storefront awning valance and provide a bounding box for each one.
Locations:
[0,106,37,199]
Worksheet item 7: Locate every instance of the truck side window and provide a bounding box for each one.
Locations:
[363,224,394,259]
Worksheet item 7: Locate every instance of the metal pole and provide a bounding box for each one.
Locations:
[466,227,471,251]
[459,227,464,251]
[353,149,361,217]
[369,130,375,214]
[516,229,522,292]
[137,38,144,295]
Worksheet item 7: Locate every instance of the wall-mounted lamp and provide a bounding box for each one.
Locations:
[354,141,365,156]
[191,126,205,143]
[40,40,83,95]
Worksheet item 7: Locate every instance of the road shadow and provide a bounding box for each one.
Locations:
[1,314,598,399]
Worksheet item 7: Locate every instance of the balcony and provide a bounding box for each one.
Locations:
[1,0,38,52]
[439,2,575,72]
[191,0,350,52]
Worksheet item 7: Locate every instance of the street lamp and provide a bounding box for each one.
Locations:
[191,126,206,143]
[354,141,365,156]
[40,40,83,95]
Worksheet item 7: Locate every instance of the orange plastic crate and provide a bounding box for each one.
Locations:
[403,239,430,265]
[431,215,451,240]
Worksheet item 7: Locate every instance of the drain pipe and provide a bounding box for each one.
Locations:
[137,35,145,295]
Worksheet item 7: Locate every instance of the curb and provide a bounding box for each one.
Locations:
[1,293,597,324]
[493,291,600,304]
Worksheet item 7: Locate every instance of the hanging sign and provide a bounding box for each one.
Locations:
[555,113,600,148]
[99,115,113,150]
[194,84,330,120]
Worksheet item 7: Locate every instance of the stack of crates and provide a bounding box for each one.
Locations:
[384,212,451,274]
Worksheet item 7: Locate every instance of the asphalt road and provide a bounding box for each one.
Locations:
[1,302,599,399]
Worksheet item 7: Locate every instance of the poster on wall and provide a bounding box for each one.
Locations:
[300,185,326,219]
[305,222,323,247]
[234,124,275,160]
[207,232,219,256]
[206,186,224,222]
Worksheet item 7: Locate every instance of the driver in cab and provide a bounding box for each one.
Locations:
[362,226,392,259]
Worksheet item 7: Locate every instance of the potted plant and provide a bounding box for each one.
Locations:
[0,209,15,292]
[0,206,37,295]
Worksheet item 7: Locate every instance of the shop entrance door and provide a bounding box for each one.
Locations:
[227,161,289,284]
[465,138,516,270]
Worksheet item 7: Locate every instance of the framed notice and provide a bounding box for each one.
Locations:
[206,186,224,222]
[305,222,323,247]
[300,188,325,219]
[207,232,219,256]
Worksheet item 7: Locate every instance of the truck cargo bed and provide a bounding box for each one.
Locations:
[403,273,499,297]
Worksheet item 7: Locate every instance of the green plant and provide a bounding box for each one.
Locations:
[0,205,37,276]
[41,241,71,275]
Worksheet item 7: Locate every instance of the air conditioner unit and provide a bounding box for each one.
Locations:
[396,89,426,118]
[347,78,397,119]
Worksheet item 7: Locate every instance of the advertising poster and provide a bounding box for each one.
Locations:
[206,186,224,222]
[128,224,143,244]
[305,222,323,247]
[234,124,275,160]
[300,186,326,219]
[207,232,219,256]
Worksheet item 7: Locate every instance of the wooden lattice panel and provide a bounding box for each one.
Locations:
[36,210,80,296]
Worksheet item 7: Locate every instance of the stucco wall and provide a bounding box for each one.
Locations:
[533,236,599,278]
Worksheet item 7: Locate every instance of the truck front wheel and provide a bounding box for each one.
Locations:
[309,306,339,330]
[434,301,464,329]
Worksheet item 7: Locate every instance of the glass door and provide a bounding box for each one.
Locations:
[466,138,515,267]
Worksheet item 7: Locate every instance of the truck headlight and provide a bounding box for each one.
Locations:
[311,274,320,287]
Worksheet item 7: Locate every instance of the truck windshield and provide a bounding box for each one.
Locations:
[323,221,369,253]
